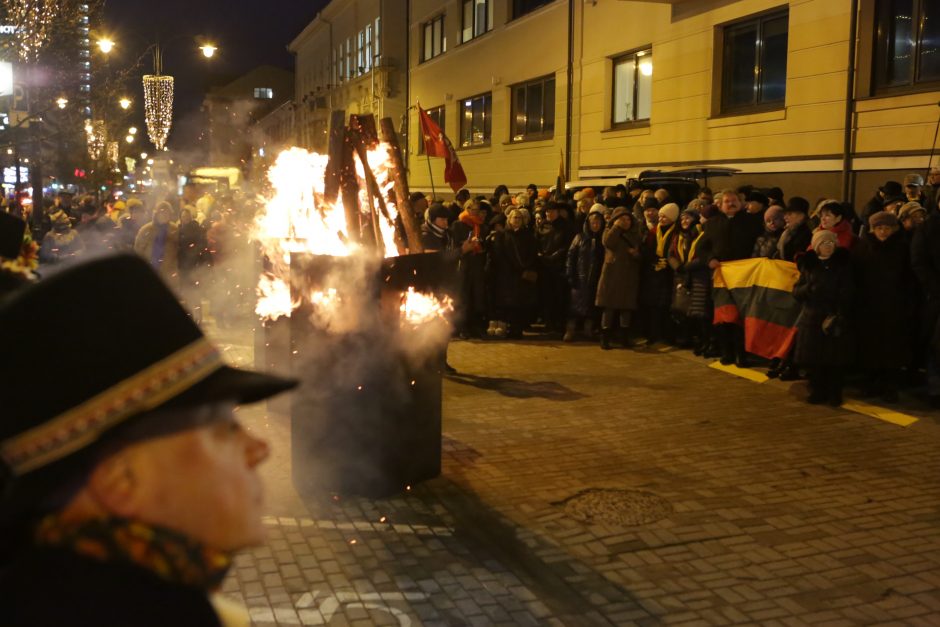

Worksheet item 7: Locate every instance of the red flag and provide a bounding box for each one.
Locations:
[418,104,467,193]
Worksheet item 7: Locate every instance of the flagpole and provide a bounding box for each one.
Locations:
[425,148,437,201]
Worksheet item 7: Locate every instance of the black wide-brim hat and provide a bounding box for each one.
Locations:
[0,254,295,499]
[0,211,26,260]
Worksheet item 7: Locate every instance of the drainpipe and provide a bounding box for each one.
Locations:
[403,0,410,169]
[840,0,859,203]
[565,0,574,182]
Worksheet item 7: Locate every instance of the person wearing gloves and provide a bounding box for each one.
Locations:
[793,230,855,406]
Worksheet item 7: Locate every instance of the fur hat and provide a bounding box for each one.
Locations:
[747,191,769,206]
[610,206,633,224]
[643,196,660,210]
[590,203,606,215]
[784,196,810,214]
[811,229,838,253]
[898,201,926,222]
[869,211,899,229]
[659,202,680,223]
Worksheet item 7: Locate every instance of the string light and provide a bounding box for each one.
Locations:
[86,120,106,160]
[106,141,119,170]
[6,0,59,62]
[142,74,174,150]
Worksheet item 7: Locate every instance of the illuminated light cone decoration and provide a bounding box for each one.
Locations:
[6,0,59,62]
[86,120,106,160]
[142,74,174,150]
[106,141,120,170]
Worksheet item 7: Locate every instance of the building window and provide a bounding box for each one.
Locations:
[512,0,553,19]
[511,75,555,141]
[720,9,788,112]
[875,0,940,90]
[612,48,652,125]
[345,38,352,80]
[462,0,492,42]
[365,24,373,71]
[254,88,274,99]
[422,14,446,62]
[418,105,444,154]
[357,30,366,75]
[460,93,491,147]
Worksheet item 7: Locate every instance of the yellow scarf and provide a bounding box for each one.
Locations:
[677,226,704,265]
[655,222,676,259]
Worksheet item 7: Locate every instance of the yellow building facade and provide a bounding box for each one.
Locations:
[406,0,940,203]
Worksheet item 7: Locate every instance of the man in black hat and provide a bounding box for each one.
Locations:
[860,181,902,235]
[0,211,35,298]
[0,254,296,625]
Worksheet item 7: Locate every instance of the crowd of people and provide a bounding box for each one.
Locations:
[413,168,940,409]
[3,168,939,411]
[1,184,256,326]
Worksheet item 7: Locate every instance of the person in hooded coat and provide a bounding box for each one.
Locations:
[853,211,914,402]
[793,230,855,406]
[564,205,606,341]
[596,207,643,349]
[134,201,179,284]
[491,208,538,339]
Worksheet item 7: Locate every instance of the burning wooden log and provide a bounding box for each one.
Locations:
[381,117,423,254]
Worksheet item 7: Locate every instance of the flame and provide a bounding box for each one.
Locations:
[252,145,402,320]
[400,288,454,326]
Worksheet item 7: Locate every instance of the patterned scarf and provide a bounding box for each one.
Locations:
[35,515,233,590]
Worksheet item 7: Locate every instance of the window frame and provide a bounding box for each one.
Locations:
[511,0,554,21]
[510,74,556,142]
[462,0,493,43]
[716,8,789,115]
[872,0,940,94]
[421,14,446,63]
[418,105,445,155]
[610,47,653,128]
[458,92,492,149]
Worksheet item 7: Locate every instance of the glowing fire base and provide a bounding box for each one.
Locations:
[289,253,448,498]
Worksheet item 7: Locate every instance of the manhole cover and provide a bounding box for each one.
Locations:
[562,489,672,526]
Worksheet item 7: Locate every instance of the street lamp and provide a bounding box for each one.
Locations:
[199,43,218,59]
[56,97,68,109]
[97,38,115,54]
[125,134,134,144]
[129,126,137,135]
[119,97,131,110]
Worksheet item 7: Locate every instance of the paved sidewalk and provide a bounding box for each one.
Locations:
[215,328,940,626]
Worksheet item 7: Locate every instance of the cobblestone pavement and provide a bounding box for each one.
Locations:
[212,324,940,626]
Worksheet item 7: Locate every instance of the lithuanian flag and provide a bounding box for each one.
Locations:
[712,258,802,360]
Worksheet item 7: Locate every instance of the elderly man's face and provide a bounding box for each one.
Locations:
[719,193,742,217]
[108,403,270,551]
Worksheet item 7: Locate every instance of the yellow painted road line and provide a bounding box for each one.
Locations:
[709,361,769,383]
[841,400,919,427]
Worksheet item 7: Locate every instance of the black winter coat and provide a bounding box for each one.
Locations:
[793,248,855,366]
[450,219,488,315]
[1,548,223,626]
[704,210,764,262]
[777,222,813,263]
[491,227,539,311]
[566,223,605,317]
[751,229,782,259]
[178,221,208,273]
[853,232,914,369]
[537,217,575,272]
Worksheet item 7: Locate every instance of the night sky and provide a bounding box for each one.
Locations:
[102,0,328,154]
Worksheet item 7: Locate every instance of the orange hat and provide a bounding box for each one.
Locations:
[538,188,550,199]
